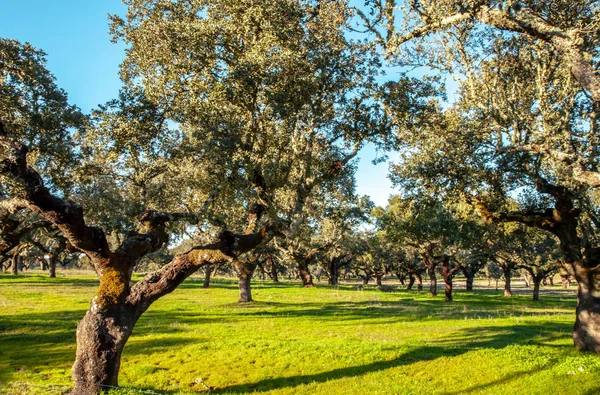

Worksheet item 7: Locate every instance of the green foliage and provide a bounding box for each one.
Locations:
[0,38,85,192]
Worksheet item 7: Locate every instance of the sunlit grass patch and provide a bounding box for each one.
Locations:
[0,272,596,394]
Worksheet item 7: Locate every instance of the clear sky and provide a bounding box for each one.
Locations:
[1,0,397,207]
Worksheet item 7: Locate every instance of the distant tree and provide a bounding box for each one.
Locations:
[1,1,396,392]
[367,0,600,352]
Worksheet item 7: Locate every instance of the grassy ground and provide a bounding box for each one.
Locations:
[1,272,599,394]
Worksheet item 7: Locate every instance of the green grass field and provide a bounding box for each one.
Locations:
[1,272,599,394]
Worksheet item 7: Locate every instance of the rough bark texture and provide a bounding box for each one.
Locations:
[237,260,257,303]
[428,271,436,296]
[465,275,474,291]
[475,179,600,352]
[503,270,512,297]
[267,254,279,282]
[71,306,136,394]
[573,270,600,352]
[442,256,461,302]
[49,257,56,278]
[202,265,213,288]
[533,277,542,301]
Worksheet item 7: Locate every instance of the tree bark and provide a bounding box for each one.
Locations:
[572,268,600,352]
[328,257,338,285]
[298,264,314,287]
[442,256,460,302]
[375,274,383,286]
[237,261,257,303]
[501,266,512,297]
[465,275,474,291]
[406,275,415,290]
[71,306,136,394]
[49,256,57,278]
[428,268,437,296]
[202,265,213,288]
[532,276,542,301]
[11,254,19,275]
[268,254,279,282]
[415,273,423,291]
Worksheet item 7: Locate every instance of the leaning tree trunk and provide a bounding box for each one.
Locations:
[406,275,415,290]
[442,258,459,302]
[428,268,437,296]
[298,263,314,288]
[71,303,136,394]
[444,278,453,302]
[237,262,257,303]
[415,273,423,291]
[571,264,600,352]
[268,255,279,282]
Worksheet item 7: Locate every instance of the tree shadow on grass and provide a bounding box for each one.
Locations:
[213,322,571,394]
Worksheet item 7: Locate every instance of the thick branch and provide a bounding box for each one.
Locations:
[0,129,110,262]
[127,220,283,312]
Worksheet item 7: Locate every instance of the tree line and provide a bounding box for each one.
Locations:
[1,0,599,393]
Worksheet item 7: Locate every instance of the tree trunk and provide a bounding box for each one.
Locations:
[49,256,57,278]
[444,279,453,302]
[533,276,542,301]
[561,275,571,289]
[267,255,279,282]
[328,263,339,285]
[238,262,257,303]
[572,270,600,353]
[442,257,458,302]
[502,267,512,297]
[397,273,406,285]
[465,274,474,291]
[202,265,213,288]
[298,263,314,288]
[406,275,415,290]
[375,274,383,286]
[362,276,370,285]
[11,255,19,275]
[415,273,423,291]
[548,276,554,286]
[71,306,136,394]
[523,273,532,287]
[428,268,437,296]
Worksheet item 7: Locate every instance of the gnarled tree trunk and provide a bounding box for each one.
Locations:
[572,267,600,352]
[267,254,279,282]
[428,268,437,296]
[237,261,257,303]
[202,264,214,288]
[71,305,136,394]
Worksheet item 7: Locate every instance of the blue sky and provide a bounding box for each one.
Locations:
[1,0,397,207]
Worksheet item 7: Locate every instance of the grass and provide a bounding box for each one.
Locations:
[0,271,599,394]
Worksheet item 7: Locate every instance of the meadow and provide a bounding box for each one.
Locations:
[1,272,599,395]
